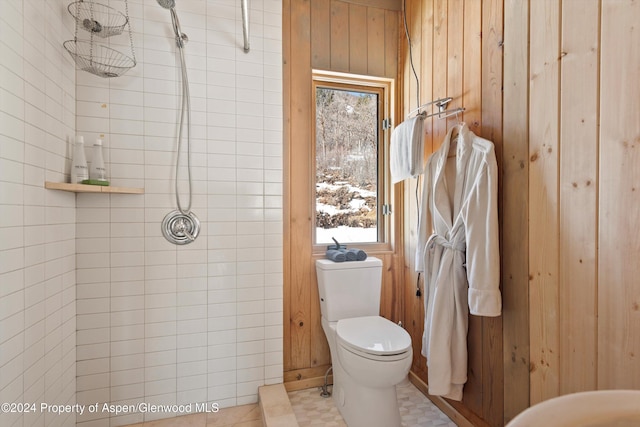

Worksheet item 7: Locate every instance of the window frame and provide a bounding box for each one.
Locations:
[311,70,394,253]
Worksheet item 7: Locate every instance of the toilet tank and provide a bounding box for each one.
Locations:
[315,257,383,322]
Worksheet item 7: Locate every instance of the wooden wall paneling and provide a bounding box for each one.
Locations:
[445,0,463,117]
[502,0,529,421]
[284,365,333,391]
[283,0,293,373]
[409,4,431,369]
[401,2,507,426]
[462,0,481,132]
[407,2,423,311]
[311,0,331,70]
[442,0,462,140]
[349,4,368,75]
[420,0,434,154]
[528,0,561,405]
[400,3,411,116]
[380,253,395,320]
[340,0,402,11]
[502,0,640,416]
[288,0,313,371]
[558,0,599,395]
[384,9,399,79]
[399,0,432,380]
[392,254,406,323]
[399,1,415,335]
[400,0,415,117]
[399,0,411,316]
[445,0,483,417]
[480,0,503,145]
[403,0,425,379]
[310,254,331,369]
[367,7,386,77]
[404,183,426,377]
[330,0,350,72]
[598,0,640,390]
[390,22,407,329]
[286,2,403,387]
[311,0,397,77]
[480,0,504,425]
[407,0,422,112]
[432,0,448,146]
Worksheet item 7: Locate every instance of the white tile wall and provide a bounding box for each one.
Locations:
[0,0,77,426]
[1,0,282,424]
[73,0,283,426]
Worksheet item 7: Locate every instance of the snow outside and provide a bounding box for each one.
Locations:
[315,87,379,245]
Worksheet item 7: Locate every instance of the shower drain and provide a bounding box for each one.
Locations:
[161,210,200,245]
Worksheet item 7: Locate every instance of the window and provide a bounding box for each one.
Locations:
[312,72,393,247]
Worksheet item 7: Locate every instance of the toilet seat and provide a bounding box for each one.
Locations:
[336,316,412,361]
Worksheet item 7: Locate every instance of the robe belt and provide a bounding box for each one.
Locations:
[425,233,466,252]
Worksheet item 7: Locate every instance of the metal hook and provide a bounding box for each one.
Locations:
[434,97,453,114]
[435,107,465,120]
[406,97,453,118]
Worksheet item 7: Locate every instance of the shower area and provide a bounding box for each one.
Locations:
[0,0,283,426]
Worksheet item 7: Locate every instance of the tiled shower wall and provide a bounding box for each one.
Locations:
[74,0,283,426]
[0,1,77,427]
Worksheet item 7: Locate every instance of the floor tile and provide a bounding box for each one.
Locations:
[143,413,207,427]
[288,381,456,427]
[121,404,261,427]
[121,382,454,427]
[206,404,260,426]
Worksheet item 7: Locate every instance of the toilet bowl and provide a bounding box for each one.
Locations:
[322,316,412,427]
[316,257,413,427]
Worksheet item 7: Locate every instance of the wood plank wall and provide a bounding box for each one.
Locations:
[503,0,640,417]
[310,0,400,77]
[283,0,403,391]
[286,0,640,423]
[502,0,530,422]
[598,0,640,392]
[399,1,505,426]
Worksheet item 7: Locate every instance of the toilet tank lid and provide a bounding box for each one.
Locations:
[316,256,382,270]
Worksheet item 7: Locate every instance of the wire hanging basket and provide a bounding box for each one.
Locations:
[64,40,136,78]
[68,1,128,38]
[64,0,137,78]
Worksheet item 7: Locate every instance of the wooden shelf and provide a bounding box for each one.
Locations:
[44,181,144,194]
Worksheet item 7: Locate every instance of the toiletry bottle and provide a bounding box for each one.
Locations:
[90,138,107,182]
[71,136,89,184]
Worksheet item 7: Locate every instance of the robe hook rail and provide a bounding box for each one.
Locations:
[407,96,465,120]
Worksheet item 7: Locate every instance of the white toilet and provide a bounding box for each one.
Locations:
[316,257,412,427]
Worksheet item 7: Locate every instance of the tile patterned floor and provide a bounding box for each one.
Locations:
[122,381,454,427]
[289,381,456,427]
[123,403,262,427]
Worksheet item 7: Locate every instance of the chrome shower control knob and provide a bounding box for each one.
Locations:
[161,210,200,245]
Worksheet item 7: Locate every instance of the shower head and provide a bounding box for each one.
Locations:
[156,0,188,47]
[156,0,175,10]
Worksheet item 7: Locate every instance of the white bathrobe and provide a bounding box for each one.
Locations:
[415,123,501,401]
